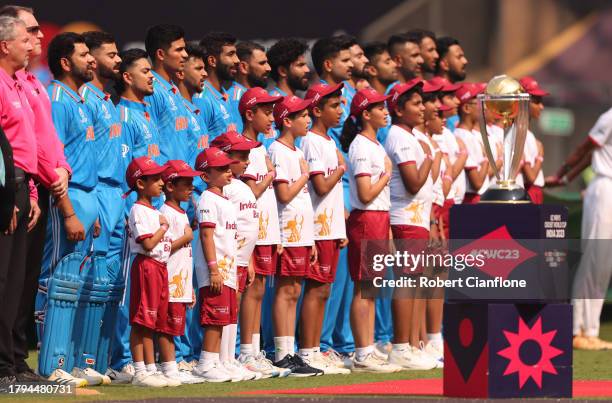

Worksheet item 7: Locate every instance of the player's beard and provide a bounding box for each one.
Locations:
[399,66,417,81]
[99,62,121,81]
[351,65,368,80]
[449,68,466,83]
[288,72,309,92]
[73,63,94,84]
[248,72,268,88]
[217,62,236,82]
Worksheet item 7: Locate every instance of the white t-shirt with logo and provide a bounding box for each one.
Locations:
[301,131,346,240]
[414,128,444,207]
[437,127,467,203]
[243,145,281,245]
[269,140,315,247]
[128,202,171,264]
[589,107,612,177]
[224,177,259,266]
[194,190,238,290]
[522,130,544,187]
[384,125,432,229]
[159,203,193,303]
[455,128,488,195]
[349,134,390,211]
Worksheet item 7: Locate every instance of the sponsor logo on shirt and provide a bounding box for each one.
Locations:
[175,116,189,131]
[109,123,122,139]
[78,107,88,123]
[101,103,112,120]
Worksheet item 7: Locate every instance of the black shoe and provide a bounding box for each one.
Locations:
[273,354,296,373]
[289,355,323,377]
[16,368,49,383]
[0,375,16,392]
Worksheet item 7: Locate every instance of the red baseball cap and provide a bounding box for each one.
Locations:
[519,76,549,97]
[125,156,166,190]
[161,160,202,183]
[422,80,443,93]
[387,79,423,112]
[238,87,283,115]
[195,147,239,170]
[350,87,390,117]
[429,76,462,92]
[273,95,312,128]
[455,82,486,105]
[439,104,452,112]
[210,130,261,152]
[306,82,344,107]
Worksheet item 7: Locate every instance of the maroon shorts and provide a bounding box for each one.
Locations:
[199,285,237,326]
[463,193,480,204]
[237,265,248,293]
[158,302,187,336]
[253,245,278,276]
[441,199,454,239]
[391,225,430,274]
[129,255,168,331]
[277,246,311,277]
[347,210,390,282]
[307,240,340,283]
[526,185,543,204]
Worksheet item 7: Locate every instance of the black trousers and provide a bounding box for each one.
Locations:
[0,177,31,377]
[12,186,49,373]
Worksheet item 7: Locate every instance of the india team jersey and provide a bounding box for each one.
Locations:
[523,130,545,187]
[146,71,189,162]
[128,202,171,264]
[588,107,612,177]
[301,131,346,240]
[349,134,390,211]
[385,125,432,229]
[226,81,246,134]
[455,127,488,195]
[193,81,236,140]
[119,98,164,166]
[242,145,281,245]
[181,99,209,194]
[48,80,97,190]
[269,140,315,247]
[80,83,125,185]
[159,203,194,303]
[224,178,259,266]
[194,190,238,290]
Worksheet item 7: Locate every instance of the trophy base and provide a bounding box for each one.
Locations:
[479,186,532,204]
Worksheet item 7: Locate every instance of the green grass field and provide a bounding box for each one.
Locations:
[4,320,610,402]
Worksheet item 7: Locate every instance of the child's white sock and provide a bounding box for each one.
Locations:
[220,325,231,362]
[161,361,178,376]
[133,361,146,376]
[274,336,289,362]
[252,333,261,351]
[146,363,157,373]
[197,351,219,371]
[286,336,295,355]
[228,323,238,361]
[298,347,315,360]
[240,344,253,357]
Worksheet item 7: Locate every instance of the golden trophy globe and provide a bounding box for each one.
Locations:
[477,75,531,203]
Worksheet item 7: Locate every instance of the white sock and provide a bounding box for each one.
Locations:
[228,323,238,361]
[427,333,443,346]
[240,344,253,357]
[161,361,178,376]
[146,363,157,373]
[252,333,261,351]
[313,346,321,356]
[355,347,370,361]
[197,351,219,370]
[133,361,146,376]
[220,325,231,362]
[286,336,295,355]
[392,343,410,352]
[274,336,289,362]
[298,348,315,360]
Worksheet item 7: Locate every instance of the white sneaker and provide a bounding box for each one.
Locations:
[193,361,231,383]
[131,371,167,387]
[352,353,399,373]
[424,341,444,368]
[375,341,391,360]
[306,353,351,375]
[373,353,402,372]
[255,351,291,378]
[239,353,278,379]
[221,360,251,381]
[71,367,111,386]
[173,369,206,384]
[106,363,134,384]
[153,371,180,387]
[178,360,195,371]
[47,368,87,387]
[388,346,438,370]
[320,349,350,369]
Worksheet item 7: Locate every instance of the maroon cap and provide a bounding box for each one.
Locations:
[350,88,390,117]
[422,80,443,93]
[455,82,486,105]
[387,79,423,112]
[161,160,202,183]
[429,76,462,92]
[210,130,261,152]
[238,87,283,115]
[306,82,344,107]
[125,156,166,190]
[439,104,452,112]
[519,76,549,97]
[195,147,239,170]
[273,95,312,128]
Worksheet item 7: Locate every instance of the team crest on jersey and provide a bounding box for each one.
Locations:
[190,115,201,131]
[220,103,230,119]
[121,144,130,158]
[142,122,152,139]
[168,95,178,111]
[78,107,88,123]
[101,103,112,120]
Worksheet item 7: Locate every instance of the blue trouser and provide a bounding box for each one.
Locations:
[35,187,98,373]
[93,183,124,255]
[109,233,132,371]
[320,247,355,353]
[374,268,394,343]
